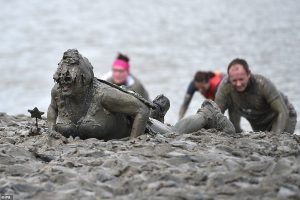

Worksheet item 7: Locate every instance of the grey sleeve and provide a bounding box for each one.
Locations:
[269,97,289,134]
[261,78,289,134]
[261,77,281,104]
[129,76,150,101]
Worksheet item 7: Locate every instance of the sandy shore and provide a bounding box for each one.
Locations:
[0,112,299,200]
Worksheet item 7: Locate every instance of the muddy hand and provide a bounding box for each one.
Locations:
[47,129,62,139]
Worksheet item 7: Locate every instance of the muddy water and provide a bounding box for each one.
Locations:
[0,0,299,133]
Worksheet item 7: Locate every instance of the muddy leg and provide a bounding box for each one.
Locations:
[284,112,297,134]
[173,113,207,134]
[199,100,235,134]
[174,100,235,134]
[146,118,173,135]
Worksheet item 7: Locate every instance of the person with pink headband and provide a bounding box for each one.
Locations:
[102,53,149,100]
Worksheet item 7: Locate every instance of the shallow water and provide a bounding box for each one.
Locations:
[0,0,299,133]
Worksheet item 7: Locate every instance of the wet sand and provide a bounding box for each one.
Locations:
[0,112,299,200]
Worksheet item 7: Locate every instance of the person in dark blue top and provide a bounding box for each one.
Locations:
[179,71,223,119]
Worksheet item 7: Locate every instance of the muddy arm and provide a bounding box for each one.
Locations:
[270,98,289,134]
[260,78,289,134]
[47,87,58,131]
[101,88,150,138]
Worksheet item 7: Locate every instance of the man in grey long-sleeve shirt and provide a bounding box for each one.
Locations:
[215,58,297,134]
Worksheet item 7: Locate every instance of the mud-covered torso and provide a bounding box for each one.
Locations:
[216,74,285,131]
[53,80,130,139]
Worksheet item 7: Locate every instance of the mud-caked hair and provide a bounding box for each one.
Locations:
[54,49,94,86]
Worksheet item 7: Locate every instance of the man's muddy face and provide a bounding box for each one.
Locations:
[228,64,250,92]
[112,65,129,85]
[54,65,83,96]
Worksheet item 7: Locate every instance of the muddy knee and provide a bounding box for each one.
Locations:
[199,99,235,134]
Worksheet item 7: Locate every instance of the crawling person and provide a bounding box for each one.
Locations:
[47,49,235,140]
[102,53,150,100]
[215,58,297,134]
[179,70,224,119]
[47,49,150,140]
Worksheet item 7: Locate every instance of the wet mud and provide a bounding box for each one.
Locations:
[0,112,299,200]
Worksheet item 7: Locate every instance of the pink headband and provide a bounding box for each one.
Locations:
[112,59,130,70]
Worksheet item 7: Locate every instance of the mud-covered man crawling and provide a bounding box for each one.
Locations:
[47,49,235,140]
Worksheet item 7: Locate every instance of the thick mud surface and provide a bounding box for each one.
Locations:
[0,113,299,200]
